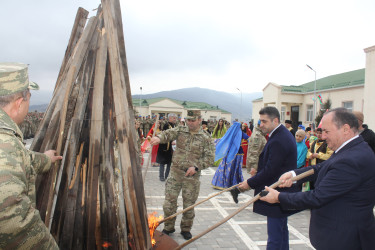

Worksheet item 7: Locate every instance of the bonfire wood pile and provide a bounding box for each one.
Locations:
[30,1,151,249]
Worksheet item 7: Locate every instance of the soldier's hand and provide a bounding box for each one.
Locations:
[150,136,160,146]
[185,166,196,177]
[278,172,293,188]
[44,150,63,163]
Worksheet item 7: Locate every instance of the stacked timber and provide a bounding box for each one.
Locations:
[30,1,151,249]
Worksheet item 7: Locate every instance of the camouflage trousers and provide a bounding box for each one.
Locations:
[163,168,200,232]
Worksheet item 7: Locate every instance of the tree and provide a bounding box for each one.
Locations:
[315,98,332,127]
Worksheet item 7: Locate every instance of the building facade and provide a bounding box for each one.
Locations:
[252,68,367,129]
[133,97,232,121]
[364,45,375,129]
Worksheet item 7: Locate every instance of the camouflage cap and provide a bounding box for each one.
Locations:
[186,110,201,119]
[0,62,39,96]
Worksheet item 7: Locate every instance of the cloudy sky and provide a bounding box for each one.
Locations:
[2,0,375,98]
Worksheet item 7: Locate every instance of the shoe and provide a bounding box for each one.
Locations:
[162,229,175,235]
[181,231,192,240]
[230,188,240,204]
[160,177,165,181]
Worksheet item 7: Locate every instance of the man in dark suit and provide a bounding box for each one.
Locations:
[261,108,375,250]
[156,113,177,181]
[238,106,300,250]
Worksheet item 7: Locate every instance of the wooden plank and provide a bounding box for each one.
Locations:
[102,0,151,248]
[55,7,89,91]
[86,23,107,249]
[58,143,84,249]
[108,2,151,245]
[101,57,122,249]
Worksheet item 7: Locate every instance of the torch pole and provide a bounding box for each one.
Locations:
[158,183,241,225]
[174,169,314,250]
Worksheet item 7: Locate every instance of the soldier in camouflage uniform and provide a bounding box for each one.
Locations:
[0,63,62,249]
[144,116,152,136]
[246,120,267,176]
[150,110,215,240]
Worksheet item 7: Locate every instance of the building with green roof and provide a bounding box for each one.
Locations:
[252,68,366,128]
[133,97,231,121]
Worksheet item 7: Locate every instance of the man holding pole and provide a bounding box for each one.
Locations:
[0,63,62,249]
[260,108,375,250]
[238,106,300,250]
[150,110,215,240]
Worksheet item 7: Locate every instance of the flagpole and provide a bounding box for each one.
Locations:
[306,65,317,129]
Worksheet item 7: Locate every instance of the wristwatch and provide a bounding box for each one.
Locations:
[194,166,199,172]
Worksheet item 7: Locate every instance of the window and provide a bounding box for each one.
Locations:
[280,106,286,122]
[306,105,313,122]
[342,101,353,112]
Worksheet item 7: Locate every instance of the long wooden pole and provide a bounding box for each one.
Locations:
[158,183,241,225]
[174,169,315,250]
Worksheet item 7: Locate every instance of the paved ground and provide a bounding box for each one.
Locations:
[143,158,315,250]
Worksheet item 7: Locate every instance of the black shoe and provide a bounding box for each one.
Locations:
[181,231,192,240]
[230,188,240,203]
[162,229,175,235]
[160,177,165,181]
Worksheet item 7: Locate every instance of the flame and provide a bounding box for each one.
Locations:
[102,242,112,248]
[148,211,163,246]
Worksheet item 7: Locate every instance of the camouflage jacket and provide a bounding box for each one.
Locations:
[157,125,215,173]
[246,126,267,171]
[0,109,58,249]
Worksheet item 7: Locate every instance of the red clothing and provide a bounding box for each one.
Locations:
[241,128,252,167]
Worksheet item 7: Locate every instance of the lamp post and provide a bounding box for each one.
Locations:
[236,88,242,122]
[139,86,142,117]
[306,65,317,128]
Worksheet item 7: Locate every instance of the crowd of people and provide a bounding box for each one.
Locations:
[18,111,44,139]
[141,107,375,248]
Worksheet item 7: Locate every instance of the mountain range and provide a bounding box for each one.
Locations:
[133,87,262,121]
[30,87,262,121]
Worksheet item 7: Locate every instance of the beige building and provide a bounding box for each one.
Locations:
[364,45,375,130]
[252,67,368,129]
[253,44,375,129]
[133,97,231,121]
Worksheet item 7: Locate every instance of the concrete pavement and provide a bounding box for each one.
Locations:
[143,159,315,250]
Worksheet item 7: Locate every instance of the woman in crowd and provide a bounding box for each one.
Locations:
[212,119,227,140]
[142,121,161,167]
[212,119,227,166]
[295,130,308,169]
[212,122,249,189]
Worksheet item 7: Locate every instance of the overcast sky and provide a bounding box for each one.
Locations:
[2,0,375,97]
